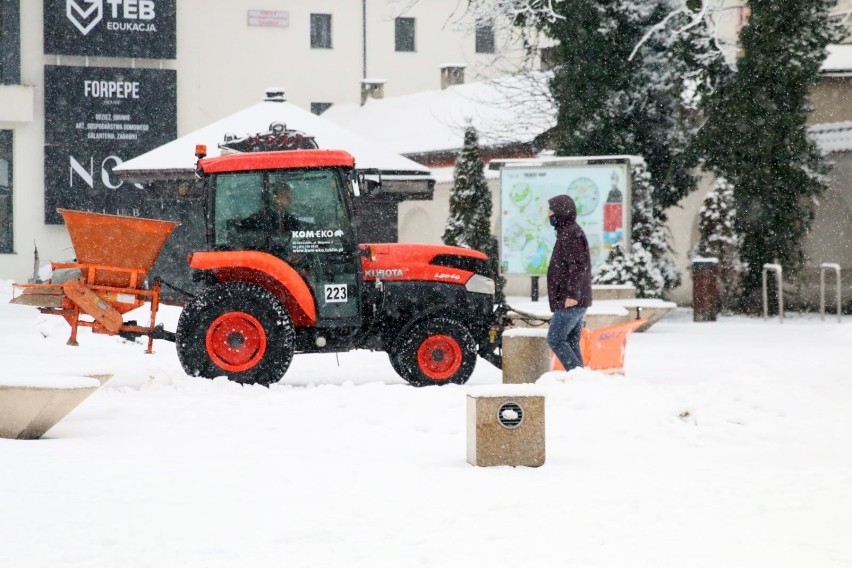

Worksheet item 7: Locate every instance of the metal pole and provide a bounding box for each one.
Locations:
[762,263,783,322]
[362,0,367,79]
[762,267,768,320]
[819,263,842,323]
[837,267,842,323]
[531,276,539,302]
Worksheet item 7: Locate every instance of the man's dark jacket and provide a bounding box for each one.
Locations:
[546,195,593,311]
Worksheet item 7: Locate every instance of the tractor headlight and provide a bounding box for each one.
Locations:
[465,274,495,295]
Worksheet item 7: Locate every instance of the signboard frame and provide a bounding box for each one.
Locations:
[497,156,635,277]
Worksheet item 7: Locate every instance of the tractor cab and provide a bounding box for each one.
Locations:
[194,148,365,330]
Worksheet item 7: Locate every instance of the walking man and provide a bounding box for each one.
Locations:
[546,195,593,372]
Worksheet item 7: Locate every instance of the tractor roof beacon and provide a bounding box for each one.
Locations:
[173,143,503,386]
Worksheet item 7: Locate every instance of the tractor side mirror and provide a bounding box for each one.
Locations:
[355,169,381,197]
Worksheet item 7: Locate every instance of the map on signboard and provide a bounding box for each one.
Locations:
[500,163,629,276]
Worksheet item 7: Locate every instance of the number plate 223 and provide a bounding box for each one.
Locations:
[324,283,348,303]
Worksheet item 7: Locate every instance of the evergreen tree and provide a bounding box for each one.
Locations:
[539,0,727,211]
[593,163,679,297]
[695,177,742,311]
[696,0,843,311]
[443,126,506,303]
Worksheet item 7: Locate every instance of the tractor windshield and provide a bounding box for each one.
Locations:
[212,169,356,255]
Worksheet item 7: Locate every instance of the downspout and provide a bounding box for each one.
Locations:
[362,0,367,78]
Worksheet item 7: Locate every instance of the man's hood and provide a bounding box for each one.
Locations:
[548,195,577,227]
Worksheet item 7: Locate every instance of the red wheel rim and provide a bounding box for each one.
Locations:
[416,334,462,381]
[205,312,267,372]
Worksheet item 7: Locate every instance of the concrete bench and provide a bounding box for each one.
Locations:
[0,376,101,439]
[593,299,677,331]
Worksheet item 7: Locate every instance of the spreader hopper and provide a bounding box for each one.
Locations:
[59,209,178,288]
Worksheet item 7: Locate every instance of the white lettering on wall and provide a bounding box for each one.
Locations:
[67,0,157,36]
[69,155,143,190]
[106,0,155,20]
[69,156,94,188]
[83,80,140,98]
[101,155,124,189]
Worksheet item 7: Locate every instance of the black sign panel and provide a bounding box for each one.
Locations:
[43,0,176,59]
[44,65,177,224]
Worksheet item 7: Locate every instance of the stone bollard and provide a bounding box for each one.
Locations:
[0,376,101,439]
[502,328,552,384]
[466,386,545,467]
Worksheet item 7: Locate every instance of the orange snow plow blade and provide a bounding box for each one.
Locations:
[551,319,648,373]
[10,209,179,352]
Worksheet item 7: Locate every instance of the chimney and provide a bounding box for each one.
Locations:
[264,87,286,102]
[440,64,466,89]
[360,79,386,105]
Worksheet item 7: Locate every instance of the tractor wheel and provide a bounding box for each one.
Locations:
[393,318,478,387]
[176,282,295,386]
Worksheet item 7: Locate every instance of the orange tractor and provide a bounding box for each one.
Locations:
[13,146,506,386]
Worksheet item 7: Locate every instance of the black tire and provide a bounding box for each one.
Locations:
[393,318,478,387]
[175,282,295,386]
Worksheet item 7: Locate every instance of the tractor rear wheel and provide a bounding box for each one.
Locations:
[393,318,477,387]
[176,282,295,386]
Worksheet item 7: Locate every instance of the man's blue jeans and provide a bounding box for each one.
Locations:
[547,306,586,371]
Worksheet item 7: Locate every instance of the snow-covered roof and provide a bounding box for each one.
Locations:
[809,121,852,154]
[821,44,852,76]
[115,98,432,180]
[322,72,556,157]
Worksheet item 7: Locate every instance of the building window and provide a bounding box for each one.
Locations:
[311,102,333,115]
[395,17,415,52]
[0,0,21,84]
[475,22,495,54]
[0,130,12,253]
[310,13,332,49]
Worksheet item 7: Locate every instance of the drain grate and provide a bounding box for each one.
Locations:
[497,401,524,429]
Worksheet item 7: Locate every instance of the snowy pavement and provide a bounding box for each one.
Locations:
[1,281,851,567]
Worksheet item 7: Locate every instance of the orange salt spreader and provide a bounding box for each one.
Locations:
[10,209,178,353]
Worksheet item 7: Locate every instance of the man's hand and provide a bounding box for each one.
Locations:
[564,298,578,308]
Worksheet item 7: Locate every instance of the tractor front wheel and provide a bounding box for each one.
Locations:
[176,282,295,386]
[393,318,477,387]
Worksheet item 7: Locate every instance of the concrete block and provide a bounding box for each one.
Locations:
[502,329,552,384]
[592,285,636,301]
[0,377,100,439]
[467,387,545,467]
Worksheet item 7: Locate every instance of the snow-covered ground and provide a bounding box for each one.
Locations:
[2,280,851,567]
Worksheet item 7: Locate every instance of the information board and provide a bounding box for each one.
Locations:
[500,161,631,275]
[44,65,177,224]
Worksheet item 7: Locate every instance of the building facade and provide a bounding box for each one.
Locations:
[0,0,528,280]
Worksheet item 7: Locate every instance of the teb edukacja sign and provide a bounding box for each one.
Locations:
[44,0,176,58]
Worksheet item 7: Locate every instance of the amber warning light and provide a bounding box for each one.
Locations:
[195,144,207,159]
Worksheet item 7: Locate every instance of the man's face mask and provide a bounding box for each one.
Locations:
[549,215,557,227]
